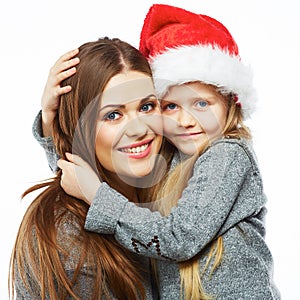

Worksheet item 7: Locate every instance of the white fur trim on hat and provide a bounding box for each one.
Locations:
[150,45,257,119]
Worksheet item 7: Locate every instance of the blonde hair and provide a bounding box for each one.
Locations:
[150,91,251,299]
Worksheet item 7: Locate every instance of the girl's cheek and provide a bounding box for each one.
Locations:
[149,113,164,135]
[197,112,223,137]
[162,115,176,134]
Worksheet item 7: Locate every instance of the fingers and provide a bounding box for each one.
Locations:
[65,152,75,163]
[45,49,80,100]
[65,152,89,167]
[56,85,72,97]
[55,65,77,86]
[55,48,79,70]
[50,58,79,84]
[59,48,79,63]
[57,158,72,170]
[57,155,82,170]
[49,49,80,82]
[56,49,80,72]
[56,57,80,75]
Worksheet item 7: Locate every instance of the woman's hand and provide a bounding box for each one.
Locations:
[41,49,80,137]
[57,153,101,205]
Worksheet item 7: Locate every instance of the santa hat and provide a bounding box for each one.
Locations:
[139,4,257,119]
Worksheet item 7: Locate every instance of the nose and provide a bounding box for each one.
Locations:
[125,116,148,138]
[177,109,196,128]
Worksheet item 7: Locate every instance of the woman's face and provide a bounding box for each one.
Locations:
[161,82,227,155]
[95,71,163,179]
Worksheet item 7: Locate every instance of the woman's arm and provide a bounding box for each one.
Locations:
[81,140,266,261]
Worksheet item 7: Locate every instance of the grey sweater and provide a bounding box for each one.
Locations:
[14,210,155,300]
[84,139,281,299]
[33,112,280,299]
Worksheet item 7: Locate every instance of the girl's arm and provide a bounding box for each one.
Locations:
[32,49,79,173]
[32,110,60,173]
[82,139,266,261]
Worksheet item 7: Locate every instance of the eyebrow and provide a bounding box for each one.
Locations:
[99,104,125,112]
[140,94,157,103]
[99,94,157,112]
[161,96,211,103]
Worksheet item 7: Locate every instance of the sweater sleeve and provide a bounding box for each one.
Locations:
[85,140,266,261]
[32,110,60,173]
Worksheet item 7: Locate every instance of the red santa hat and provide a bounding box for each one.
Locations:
[139,4,257,119]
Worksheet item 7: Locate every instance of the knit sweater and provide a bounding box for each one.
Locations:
[14,209,154,300]
[84,139,281,299]
[33,112,280,299]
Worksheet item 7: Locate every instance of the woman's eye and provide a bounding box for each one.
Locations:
[140,102,156,112]
[196,100,208,109]
[104,111,122,121]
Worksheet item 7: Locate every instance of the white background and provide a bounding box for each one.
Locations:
[1,1,299,299]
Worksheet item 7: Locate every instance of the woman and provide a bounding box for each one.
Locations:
[9,37,163,300]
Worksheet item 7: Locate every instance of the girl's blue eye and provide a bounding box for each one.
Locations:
[104,111,122,121]
[165,103,177,110]
[196,101,208,108]
[140,102,155,112]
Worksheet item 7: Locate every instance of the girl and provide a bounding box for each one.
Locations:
[9,37,163,300]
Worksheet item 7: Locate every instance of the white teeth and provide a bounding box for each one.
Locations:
[140,145,147,151]
[121,143,149,153]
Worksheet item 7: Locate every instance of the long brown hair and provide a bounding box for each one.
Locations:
[9,38,154,300]
[151,90,251,300]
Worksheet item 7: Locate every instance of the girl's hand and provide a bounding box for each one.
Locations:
[41,49,80,137]
[57,153,101,205]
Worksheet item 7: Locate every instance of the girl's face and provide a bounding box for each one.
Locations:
[95,71,163,179]
[161,82,227,155]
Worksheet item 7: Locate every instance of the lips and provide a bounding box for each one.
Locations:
[176,132,204,138]
[119,143,150,153]
[118,139,153,158]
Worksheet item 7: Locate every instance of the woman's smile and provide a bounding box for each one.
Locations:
[118,138,153,158]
